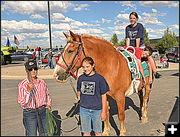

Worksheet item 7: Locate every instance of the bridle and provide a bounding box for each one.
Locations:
[56,35,86,80]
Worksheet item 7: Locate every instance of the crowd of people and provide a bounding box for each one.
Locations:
[18,12,162,136]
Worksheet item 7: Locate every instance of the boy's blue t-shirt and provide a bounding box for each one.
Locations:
[77,73,110,110]
[125,23,144,47]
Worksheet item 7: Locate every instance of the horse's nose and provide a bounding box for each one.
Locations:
[56,71,68,81]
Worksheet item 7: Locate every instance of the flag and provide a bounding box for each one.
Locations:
[14,35,20,45]
[6,37,11,47]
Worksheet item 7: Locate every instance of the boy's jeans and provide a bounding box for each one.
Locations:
[23,107,48,136]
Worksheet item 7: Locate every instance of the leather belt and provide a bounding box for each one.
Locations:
[25,105,46,111]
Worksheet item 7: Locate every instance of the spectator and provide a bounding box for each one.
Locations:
[43,49,54,69]
[160,55,168,68]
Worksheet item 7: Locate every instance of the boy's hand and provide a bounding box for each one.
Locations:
[100,111,107,121]
[27,82,34,92]
[46,105,52,110]
[149,77,153,84]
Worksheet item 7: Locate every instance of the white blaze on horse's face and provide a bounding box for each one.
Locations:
[53,43,71,82]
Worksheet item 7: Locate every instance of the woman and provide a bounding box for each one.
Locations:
[125,12,161,82]
[76,57,109,136]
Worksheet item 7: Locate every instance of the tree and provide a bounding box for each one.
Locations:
[155,28,178,53]
[144,28,150,46]
[110,33,119,46]
[119,38,126,46]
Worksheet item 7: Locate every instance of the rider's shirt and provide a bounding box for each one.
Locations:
[125,23,144,47]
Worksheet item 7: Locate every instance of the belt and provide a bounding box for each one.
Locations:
[25,105,46,111]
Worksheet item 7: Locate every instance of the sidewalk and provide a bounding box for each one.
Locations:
[1,62,179,79]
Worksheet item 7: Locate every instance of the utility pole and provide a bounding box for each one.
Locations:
[47,1,52,50]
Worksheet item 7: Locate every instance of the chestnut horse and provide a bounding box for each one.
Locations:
[53,30,152,136]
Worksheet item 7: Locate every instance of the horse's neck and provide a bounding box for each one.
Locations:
[83,37,121,73]
[83,37,118,59]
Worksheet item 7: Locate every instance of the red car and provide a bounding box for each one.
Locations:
[42,53,60,64]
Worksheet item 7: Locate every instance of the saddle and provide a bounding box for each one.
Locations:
[116,46,150,96]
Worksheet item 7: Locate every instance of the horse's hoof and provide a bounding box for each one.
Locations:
[102,131,110,136]
[120,131,126,136]
[140,117,148,124]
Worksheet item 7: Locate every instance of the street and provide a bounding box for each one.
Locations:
[1,69,179,136]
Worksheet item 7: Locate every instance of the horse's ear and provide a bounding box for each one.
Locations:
[63,32,70,38]
[69,30,76,38]
[69,30,80,41]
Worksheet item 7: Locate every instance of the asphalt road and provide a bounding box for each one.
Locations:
[1,70,179,136]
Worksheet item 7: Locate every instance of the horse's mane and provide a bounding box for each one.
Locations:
[82,34,114,48]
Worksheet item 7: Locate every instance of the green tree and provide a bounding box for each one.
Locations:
[119,38,126,46]
[155,28,178,53]
[144,28,150,46]
[110,33,119,46]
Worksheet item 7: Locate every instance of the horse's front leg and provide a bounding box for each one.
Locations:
[102,100,110,136]
[141,83,151,123]
[116,94,126,136]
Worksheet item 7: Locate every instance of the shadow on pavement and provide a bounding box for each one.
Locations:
[108,96,141,136]
[63,97,141,136]
[168,96,179,122]
[171,72,179,77]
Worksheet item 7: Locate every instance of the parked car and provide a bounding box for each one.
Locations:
[165,46,179,63]
[1,51,5,65]
[152,49,160,58]
[24,49,35,55]
[11,51,33,61]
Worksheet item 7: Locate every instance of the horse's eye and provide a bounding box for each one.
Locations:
[68,50,73,54]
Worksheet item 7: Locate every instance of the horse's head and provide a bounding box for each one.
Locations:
[53,30,85,83]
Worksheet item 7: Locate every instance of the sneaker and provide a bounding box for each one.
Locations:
[154,72,162,79]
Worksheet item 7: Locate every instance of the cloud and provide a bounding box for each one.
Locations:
[141,12,165,26]
[143,17,165,26]
[1,20,48,34]
[93,18,111,23]
[2,1,75,15]
[116,14,129,20]
[73,4,89,11]
[52,23,71,30]
[139,1,179,8]
[52,13,74,23]
[30,14,44,19]
[169,24,179,30]
[119,1,136,8]
[152,8,157,13]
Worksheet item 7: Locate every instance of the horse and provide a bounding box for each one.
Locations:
[53,30,152,136]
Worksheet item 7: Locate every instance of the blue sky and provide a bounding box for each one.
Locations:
[1,1,179,48]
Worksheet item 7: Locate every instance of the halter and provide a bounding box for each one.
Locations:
[56,35,86,80]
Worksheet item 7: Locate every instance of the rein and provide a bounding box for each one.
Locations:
[56,35,86,80]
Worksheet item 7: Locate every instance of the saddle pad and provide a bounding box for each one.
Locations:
[117,47,149,79]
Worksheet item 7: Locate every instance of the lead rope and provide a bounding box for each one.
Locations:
[46,76,80,135]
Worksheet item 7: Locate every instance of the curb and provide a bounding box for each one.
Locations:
[2,68,178,80]
[1,75,54,80]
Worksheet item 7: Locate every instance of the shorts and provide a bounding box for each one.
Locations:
[80,106,102,133]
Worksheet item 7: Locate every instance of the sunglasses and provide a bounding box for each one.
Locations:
[28,67,38,71]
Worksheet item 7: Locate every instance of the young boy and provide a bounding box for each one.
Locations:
[18,60,52,136]
[124,46,155,85]
[76,57,109,136]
